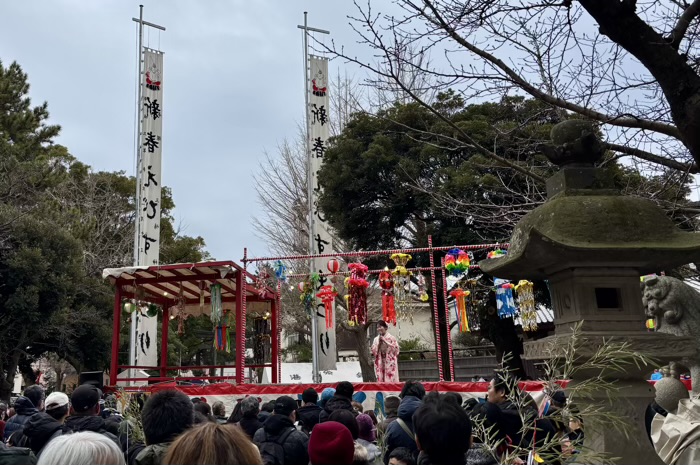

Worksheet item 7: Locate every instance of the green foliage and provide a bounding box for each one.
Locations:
[282,341,313,363]
[398,337,426,361]
[0,59,210,400]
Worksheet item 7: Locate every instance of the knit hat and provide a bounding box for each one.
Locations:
[356,413,376,442]
[71,384,102,413]
[308,421,355,465]
[44,392,69,411]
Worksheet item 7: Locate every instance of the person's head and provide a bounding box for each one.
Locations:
[70,384,102,416]
[24,385,45,411]
[413,393,472,464]
[487,374,509,404]
[44,392,70,422]
[388,447,417,465]
[36,431,125,465]
[194,402,212,417]
[400,381,426,400]
[377,320,388,336]
[0,402,7,421]
[549,390,566,410]
[240,396,260,419]
[193,411,212,424]
[308,421,355,465]
[354,442,369,465]
[443,392,463,408]
[302,388,319,405]
[162,422,261,465]
[212,401,226,418]
[352,401,364,413]
[356,413,376,442]
[320,388,336,408]
[385,396,400,417]
[274,396,298,421]
[261,400,275,413]
[141,390,194,445]
[470,401,505,444]
[328,409,359,440]
[336,381,354,400]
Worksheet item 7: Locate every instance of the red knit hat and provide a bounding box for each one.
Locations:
[308,421,355,465]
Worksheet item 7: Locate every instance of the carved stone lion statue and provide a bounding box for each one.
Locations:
[643,275,700,393]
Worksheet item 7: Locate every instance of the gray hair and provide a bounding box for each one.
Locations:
[37,432,125,465]
[240,396,260,416]
[211,400,225,417]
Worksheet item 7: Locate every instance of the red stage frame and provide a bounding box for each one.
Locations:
[104,261,277,386]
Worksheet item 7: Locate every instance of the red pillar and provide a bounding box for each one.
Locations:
[160,307,169,379]
[271,294,279,384]
[235,270,246,384]
[110,285,122,386]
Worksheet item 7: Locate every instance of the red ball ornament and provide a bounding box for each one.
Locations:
[327,259,340,273]
[297,281,305,293]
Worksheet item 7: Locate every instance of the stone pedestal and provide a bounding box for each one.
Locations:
[525,332,696,465]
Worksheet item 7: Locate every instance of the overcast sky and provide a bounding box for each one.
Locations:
[0,0,375,262]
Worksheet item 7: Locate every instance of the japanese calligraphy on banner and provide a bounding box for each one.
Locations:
[308,56,337,371]
[134,48,164,369]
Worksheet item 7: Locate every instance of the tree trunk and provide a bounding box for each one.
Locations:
[351,325,377,382]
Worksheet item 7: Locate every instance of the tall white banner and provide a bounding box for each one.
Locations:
[308,56,337,371]
[134,48,164,369]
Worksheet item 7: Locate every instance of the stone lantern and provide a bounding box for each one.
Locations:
[480,120,700,464]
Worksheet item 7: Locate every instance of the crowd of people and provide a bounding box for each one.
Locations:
[0,376,584,465]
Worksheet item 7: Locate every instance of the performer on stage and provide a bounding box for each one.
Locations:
[371,320,400,382]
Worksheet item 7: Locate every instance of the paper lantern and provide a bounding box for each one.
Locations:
[327,259,340,273]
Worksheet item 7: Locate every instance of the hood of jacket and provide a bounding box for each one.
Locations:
[64,415,108,433]
[23,413,63,452]
[323,396,353,414]
[262,414,294,437]
[398,396,423,422]
[12,397,38,417]
[134,443,170,465]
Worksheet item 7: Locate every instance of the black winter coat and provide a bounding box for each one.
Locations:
[238,416,263,440]
[383,396,422,464]
[252,414,309,465]
[0,443,36,465]
[296,404,323,433]
[64,415,121,449]
[318,395,355,423]
[3,397,38,443]
[21,413,70,457]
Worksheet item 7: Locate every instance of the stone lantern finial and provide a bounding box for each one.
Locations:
[543,120,605,167]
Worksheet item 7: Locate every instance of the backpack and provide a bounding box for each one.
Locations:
[258,428,294,465]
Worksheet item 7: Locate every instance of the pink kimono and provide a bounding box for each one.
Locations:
[371,332,400,382]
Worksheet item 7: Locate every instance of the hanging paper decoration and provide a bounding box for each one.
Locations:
[416,274,429,302]
[515,280,537,332]
[348,263,369,325]
[177,282,187,336]
[274,260,288,282]
[327,259,341,273]
[253,316,270,363]
[316,285,338,329]
[379,270,396,325]
[646,319,656,331]
[445,249,471,276]
[298,274,320,318]
[390,253,413,323]
[465,279,480,331]
[199,281,205,313]
[214,309,233,353]
[495,278,517,319]
[255,270,270,297]
[487,249,507,259]
[450,288,471,332]
[210,283,223,325]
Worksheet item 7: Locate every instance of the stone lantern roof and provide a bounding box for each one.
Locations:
[481,120,700,279]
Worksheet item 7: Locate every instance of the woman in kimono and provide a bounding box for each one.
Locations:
[371,320,400,382]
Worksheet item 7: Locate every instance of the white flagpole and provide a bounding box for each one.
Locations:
[297,12,329,384]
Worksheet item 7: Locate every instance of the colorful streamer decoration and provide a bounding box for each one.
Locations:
[444,249,471,276]
[495,278,517,319]
[274,260,288,282]
[450,288,471,332]
[298,274,320,318]
[316,285,338,329]
[348,263,369,325]
[214,310,233,353]
[487,249,507,259]
[515,280,537,332]
[390,253,413,323]
[379,269,396,325]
